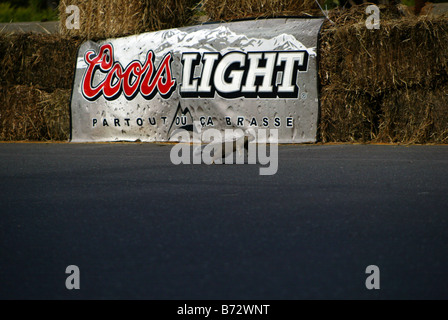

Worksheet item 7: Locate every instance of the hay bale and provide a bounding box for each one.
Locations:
[377,85,448,144]
[320,6,448,95]
[325,3,404,27]
[146,0,200,31]
[0,85,71,141]
[0,33,82,91]
[318,4,448,144]
[199,0,321,21]
[319,84,381,143]
[59,0,199,40]
[319,82,448,144]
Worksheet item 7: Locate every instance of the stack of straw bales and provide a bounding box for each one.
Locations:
[0,34,82,141]
[319,5,448,143]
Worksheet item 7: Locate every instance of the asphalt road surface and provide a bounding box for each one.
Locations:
[0,143,447,300]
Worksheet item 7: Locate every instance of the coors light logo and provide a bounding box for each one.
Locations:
[81,27,312,102]
[81,44,176,101]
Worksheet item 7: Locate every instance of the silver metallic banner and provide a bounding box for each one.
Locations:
[70,18,325,143]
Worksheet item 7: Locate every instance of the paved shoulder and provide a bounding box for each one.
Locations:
[0,21,59,34]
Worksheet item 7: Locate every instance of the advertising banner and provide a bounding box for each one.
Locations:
[70,17,325,143]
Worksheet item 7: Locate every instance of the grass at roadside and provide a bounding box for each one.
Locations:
[0,2,58,23]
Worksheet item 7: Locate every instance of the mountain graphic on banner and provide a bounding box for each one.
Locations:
[168,102,194,137]
[129,25,316,56]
